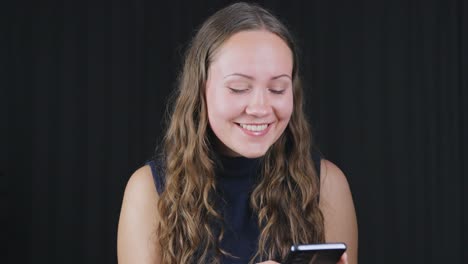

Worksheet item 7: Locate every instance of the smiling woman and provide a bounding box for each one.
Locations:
[117,2,357,264]
[206,30,294,158]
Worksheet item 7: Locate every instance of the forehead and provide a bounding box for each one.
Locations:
[209,30,293,78]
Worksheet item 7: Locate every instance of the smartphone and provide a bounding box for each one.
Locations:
[282,243,347,264]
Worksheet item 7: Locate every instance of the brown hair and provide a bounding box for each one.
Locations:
[157,2,324,263]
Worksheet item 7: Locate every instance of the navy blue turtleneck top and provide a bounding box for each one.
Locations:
[147,153,321,263]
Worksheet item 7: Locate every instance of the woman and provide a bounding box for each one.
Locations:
[117,2,357,264]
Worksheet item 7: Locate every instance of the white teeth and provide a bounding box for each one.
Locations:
[240,124,268,132]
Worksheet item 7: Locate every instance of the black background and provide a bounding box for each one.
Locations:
[3,0,467,263]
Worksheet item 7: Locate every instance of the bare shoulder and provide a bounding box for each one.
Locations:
[117,165,162,264]
[123,165,159,205]
[319,160,350,198]
[319,159,358,264]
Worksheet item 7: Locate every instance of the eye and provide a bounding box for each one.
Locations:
[269,89,285,95]
[226,82,251,94]
[228,87,248,94]
[268,81,290,95]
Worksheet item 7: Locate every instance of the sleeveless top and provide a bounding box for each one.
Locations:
[147,152,322,263]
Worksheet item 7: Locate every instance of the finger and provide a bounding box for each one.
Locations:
[337,252,348,264]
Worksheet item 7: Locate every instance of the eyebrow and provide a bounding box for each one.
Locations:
[224,73,292,80]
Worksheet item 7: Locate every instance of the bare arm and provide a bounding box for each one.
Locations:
[117,166,162,263]
[319,160,359,264]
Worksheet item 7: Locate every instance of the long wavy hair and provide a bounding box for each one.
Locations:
[157,2,324,263]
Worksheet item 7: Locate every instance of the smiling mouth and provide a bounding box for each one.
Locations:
[237,123,270,132]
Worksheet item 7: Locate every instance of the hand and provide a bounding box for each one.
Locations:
[337,252,348,264]
[257,253,347,264]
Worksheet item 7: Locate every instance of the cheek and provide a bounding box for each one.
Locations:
[207,89,243,123]
[275,93,294,121]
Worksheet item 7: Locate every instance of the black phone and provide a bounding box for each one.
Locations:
[282,243,347,264]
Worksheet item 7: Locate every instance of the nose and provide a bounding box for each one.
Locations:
[245,88,272,117]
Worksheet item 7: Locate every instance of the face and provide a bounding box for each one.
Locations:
[205,30,294,158]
